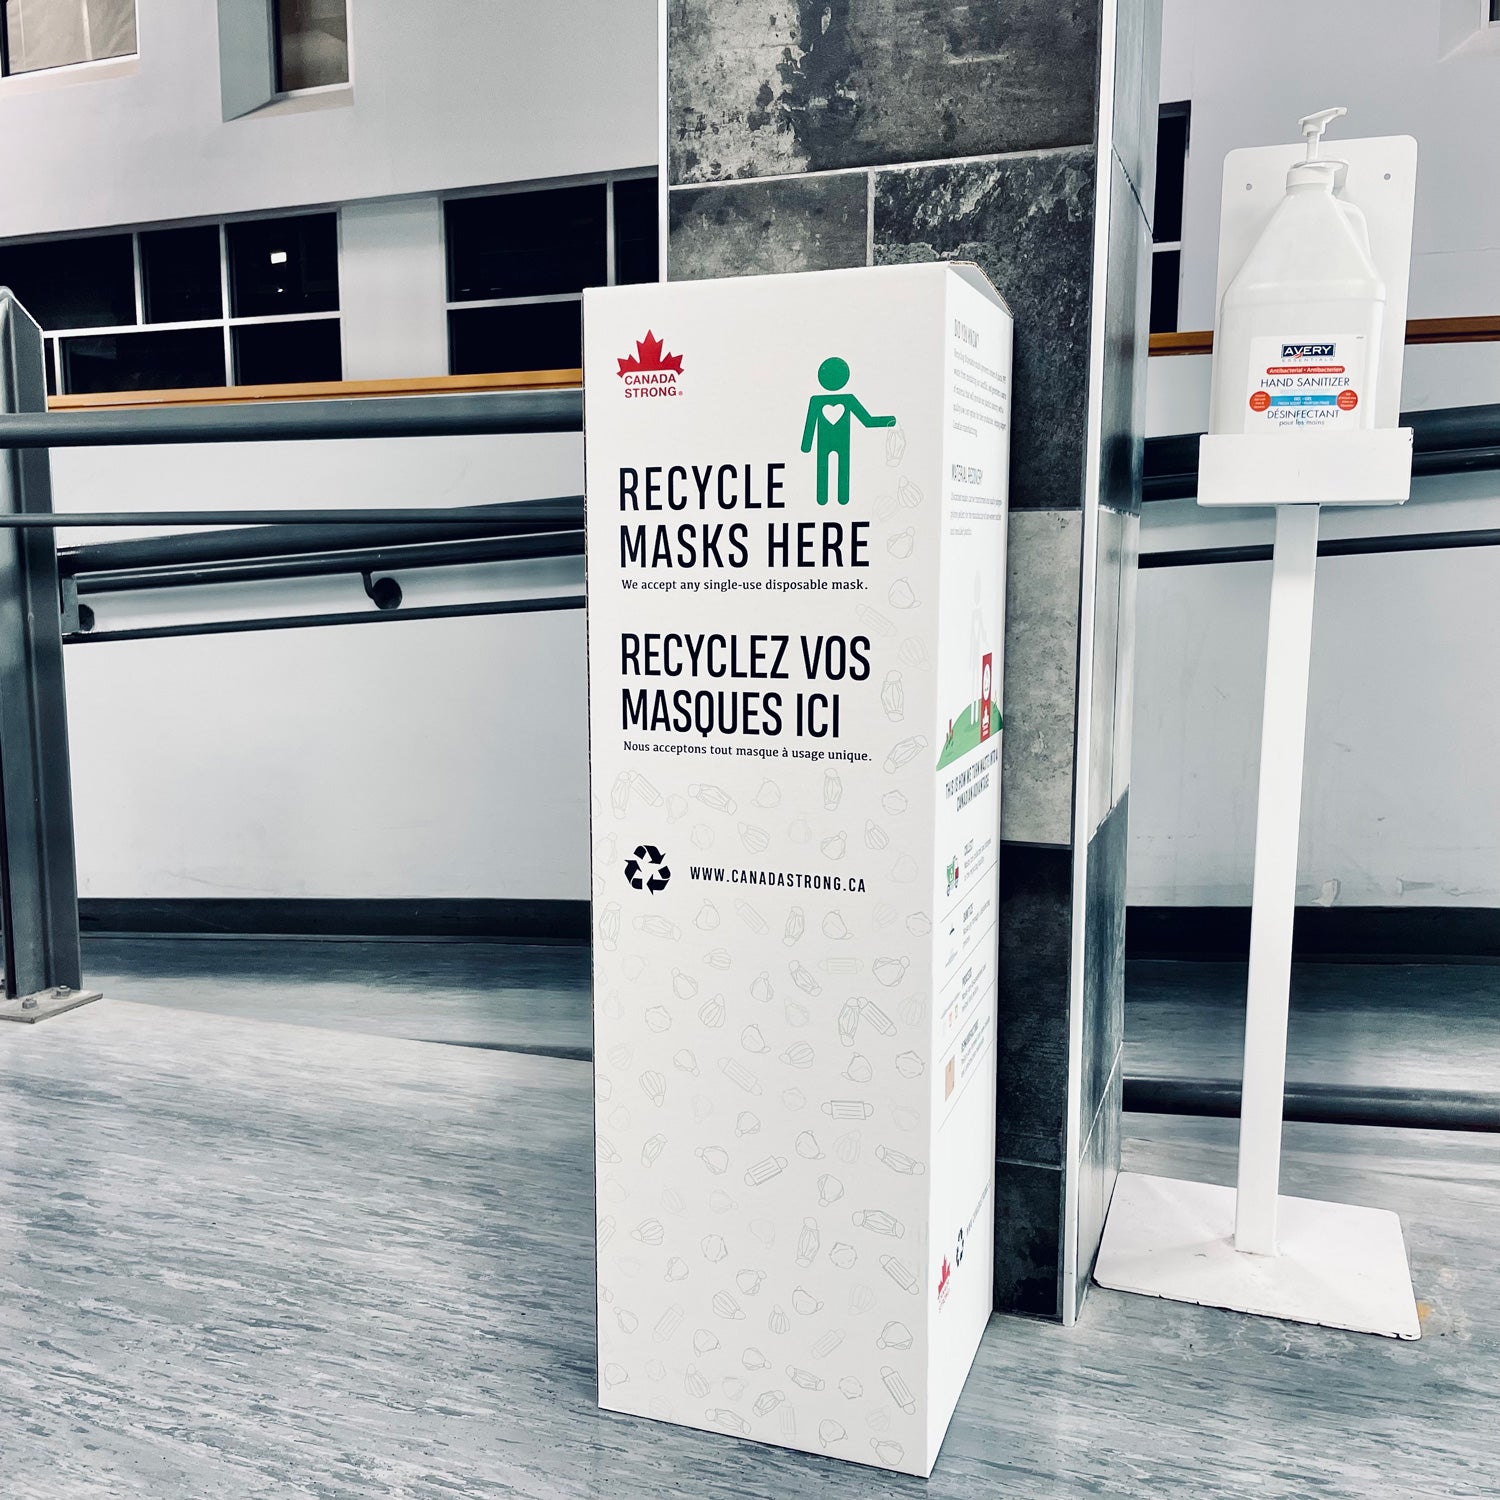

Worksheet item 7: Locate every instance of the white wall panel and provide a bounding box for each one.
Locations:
[0,0,657,237]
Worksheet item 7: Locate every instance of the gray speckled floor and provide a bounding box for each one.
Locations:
[81,936,593,1056]
[1,979,1496,1498]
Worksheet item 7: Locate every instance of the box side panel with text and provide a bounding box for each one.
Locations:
[926,273,1011,1463]
[585,266,962,1475]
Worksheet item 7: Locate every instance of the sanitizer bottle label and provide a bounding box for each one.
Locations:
[1244,334,1368,430]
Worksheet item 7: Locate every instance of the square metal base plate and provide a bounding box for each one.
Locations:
[0,987,103,1024]
[1094,1172,1421,1340]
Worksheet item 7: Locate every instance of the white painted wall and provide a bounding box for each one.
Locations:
[58,433,591,901]
[1133,0,1500,908]
[1160,0,1500,332]
[1132,470,1500,909]
[0,0,658,238]
[0,2,657,904]
[68,609,590,901]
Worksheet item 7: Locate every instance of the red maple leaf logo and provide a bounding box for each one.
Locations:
[938,1256,951,1294]
[618,331,683,377]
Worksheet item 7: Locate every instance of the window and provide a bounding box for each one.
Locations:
[227,215,339,317]
[0,212,342,395]
[0,234,134,328]
[63,329,226,396]
[1150,102,1190,335]
[1492,0,1499,23]
[445,174,658,376]
[141,226,223,323]
[613,177,661,287]
[233,319,341,385]
[274,0,348,92]
[1,0,135,75]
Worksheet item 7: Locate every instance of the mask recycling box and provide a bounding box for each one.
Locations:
[584,262,1012,1477]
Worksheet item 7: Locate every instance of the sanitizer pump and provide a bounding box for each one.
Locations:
[1209,107,1386,435]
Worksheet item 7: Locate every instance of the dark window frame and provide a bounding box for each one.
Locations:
[1150,101,1191,336]
[443,171,658,377]
[271,0,351,96]
[0,210,342,395]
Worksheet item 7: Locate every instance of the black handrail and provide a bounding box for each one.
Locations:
[60,498,585,576]
[74,531,583,596]
[1142,526,1500,570]
[65,594,584,645]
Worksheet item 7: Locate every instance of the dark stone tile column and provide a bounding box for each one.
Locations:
[664,0,1160,1323]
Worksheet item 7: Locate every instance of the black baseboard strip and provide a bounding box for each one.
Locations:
[78,898,591,945]
[1125,1075,1500,1133]
[1127,905,1500,963]
[75,899,1498,958]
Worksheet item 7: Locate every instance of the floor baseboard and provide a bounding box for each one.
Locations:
[78,897,591,945]
[75,899,1500,959]
[1127,905,1500,963]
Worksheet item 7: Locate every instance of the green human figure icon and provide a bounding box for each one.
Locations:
[800,356,896,506]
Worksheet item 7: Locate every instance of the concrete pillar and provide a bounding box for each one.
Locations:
[664,0,1161,1321]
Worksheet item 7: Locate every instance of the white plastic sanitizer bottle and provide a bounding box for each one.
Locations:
[1209,107,1386,436]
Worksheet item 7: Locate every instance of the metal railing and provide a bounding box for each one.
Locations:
[57,498,586,643]
[5,290,1498,1135]
[0,290,585,1002]
[0,388,583,448]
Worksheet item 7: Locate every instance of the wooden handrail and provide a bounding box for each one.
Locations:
[1149,331,1215,356]
[1150,315,1500,357]
[47,368,584,411]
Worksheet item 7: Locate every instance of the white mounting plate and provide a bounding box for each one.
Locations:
[1215,135,1418,432]
[1095,1173,1421,1340]
[1197,427,1413,507]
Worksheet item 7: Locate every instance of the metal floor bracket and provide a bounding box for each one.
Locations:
[0,986,103,1024]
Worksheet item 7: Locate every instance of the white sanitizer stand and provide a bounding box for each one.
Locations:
[1094,128,1423,1339]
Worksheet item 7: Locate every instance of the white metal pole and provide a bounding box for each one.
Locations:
[1234,501,1321,1255]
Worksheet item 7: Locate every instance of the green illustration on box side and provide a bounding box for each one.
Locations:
[936,703,1004,770]
[800,356,897,507]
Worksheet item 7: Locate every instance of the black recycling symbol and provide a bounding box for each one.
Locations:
[625,844,671,894]
[955,1227,965,1267]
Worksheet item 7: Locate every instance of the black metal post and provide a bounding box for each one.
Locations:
[0,293,88,1010]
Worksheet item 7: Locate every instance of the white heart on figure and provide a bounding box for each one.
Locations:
[821,403,846,424]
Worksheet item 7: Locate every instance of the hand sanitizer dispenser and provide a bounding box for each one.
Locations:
[1096,115,1423,1340]
[1196,112,1416,507]
[1209,108,1386,436]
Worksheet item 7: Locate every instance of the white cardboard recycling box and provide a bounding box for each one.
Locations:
[583,263,1012,1477]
